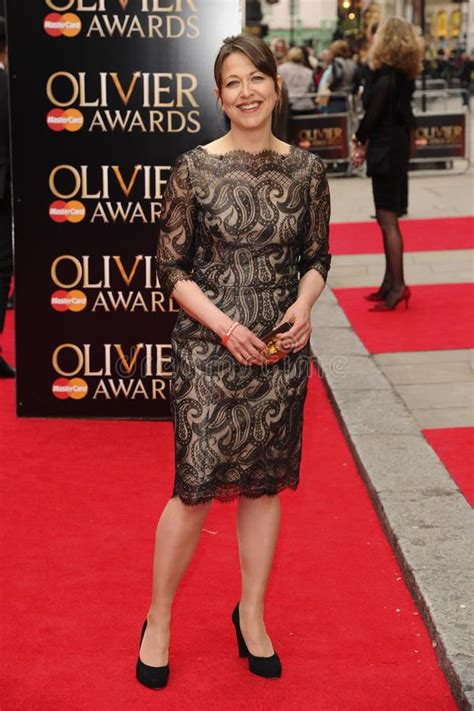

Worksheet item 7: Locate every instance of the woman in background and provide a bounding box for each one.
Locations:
[326,40,357,114]
[278,46,316,114]
[351,17,422,310]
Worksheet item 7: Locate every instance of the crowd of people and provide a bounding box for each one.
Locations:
[268,31,473,122]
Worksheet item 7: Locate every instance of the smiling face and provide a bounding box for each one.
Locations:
[216,51,281,132]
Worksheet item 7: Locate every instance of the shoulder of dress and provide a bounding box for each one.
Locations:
[295,148,326,178]
[171,147,205,169]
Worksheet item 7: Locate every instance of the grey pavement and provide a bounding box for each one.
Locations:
[312,115,474,708]
[330,171,474,223]
[328,250,474,288]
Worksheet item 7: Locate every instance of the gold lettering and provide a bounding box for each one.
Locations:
[142,0,197,9]
[110,72,140,106]
[45,0,74,10]
[88,111,108,131]
[77,0,100,9]
[51,255,82,288]
[167,15,184,38]
[151,291,165,312]
[186,14,199,38]
[49,165,81,199]
[152,379,167,400]
[86,16,105,37]
[90,202,109,222]
[187,110,200,132]
[127,111,147,131]
[111,165,141,197]
[46,71,79,108]
[127,15,146,36]
[91,293,109,311]
[114,344,144,374]
[176,73,198,107]
[112,255,142,286]
[52,343,83,377]
[148,15,164,36]
[78,72,99,107]
[93,380,111,399]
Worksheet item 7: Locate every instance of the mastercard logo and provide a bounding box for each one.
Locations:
[49,200,86,223]
[52,377,88,400]
[44,13,81,37]
[51,289,87,312]
[47,108,84,132]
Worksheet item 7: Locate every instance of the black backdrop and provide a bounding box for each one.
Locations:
[6,0,241,418]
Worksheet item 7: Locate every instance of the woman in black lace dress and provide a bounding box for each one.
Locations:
[351,17,422,311]
[136,34,331,689]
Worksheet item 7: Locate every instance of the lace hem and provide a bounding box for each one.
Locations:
[309,261,330,283]
[170,480,299,507]
[161,273,195,297]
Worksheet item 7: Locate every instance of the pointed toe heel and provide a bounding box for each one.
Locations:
[231,603,282,679]
[136,619,170,690]
[364,289,387,302]
[369,286,411,312]
[248,651,282,679]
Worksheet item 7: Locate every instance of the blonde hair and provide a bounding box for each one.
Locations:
[287,47,304,64]
[369,17,423,79]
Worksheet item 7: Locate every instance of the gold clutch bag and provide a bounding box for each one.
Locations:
[260,322,292,364]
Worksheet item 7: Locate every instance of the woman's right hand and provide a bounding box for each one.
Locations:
[350,139,366,167]
[225,324,267,366]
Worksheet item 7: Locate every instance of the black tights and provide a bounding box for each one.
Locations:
[375,208,406,298]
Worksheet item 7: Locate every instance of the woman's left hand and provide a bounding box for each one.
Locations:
[277,298,312,353]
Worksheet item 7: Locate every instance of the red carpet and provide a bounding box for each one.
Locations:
[423,428,474,508]
[333,283,474,353]
[330,216,474,255]
[0,320,456,710]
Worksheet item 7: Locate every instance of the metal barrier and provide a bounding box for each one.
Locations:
[288,92,355,176]
[289,88,471,176]
[410,89,471,174]
[412,88,469,112]
[415,78,448,91]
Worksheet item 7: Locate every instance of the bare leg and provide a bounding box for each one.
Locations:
[139,496,212,666]
[237,494,281,657]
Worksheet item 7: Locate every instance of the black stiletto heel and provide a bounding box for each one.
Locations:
[135,619,170,690]
[232,603,282,679]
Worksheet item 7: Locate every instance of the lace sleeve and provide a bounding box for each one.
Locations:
[156,153,197,297]
[299,157,331,282]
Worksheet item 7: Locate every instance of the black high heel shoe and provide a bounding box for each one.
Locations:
[135,619,170,690]
[232,603,282,679]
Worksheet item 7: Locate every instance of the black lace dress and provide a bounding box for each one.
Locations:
[156,145,331,505]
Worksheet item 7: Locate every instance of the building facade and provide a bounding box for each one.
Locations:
[260,0,338,50]
[254,0,473,52]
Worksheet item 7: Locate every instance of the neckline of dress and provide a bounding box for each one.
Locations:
[196,145,295,161]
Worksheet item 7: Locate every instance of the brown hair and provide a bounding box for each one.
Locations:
[330,40,350,59]
[214,34,281,108]
[369,17,423,79]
